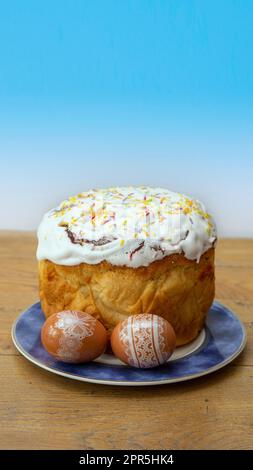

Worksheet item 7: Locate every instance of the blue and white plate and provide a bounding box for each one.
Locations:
[12,301,246,386]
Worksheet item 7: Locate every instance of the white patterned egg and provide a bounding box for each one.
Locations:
[41,310,107,363]
[111,314,176,368]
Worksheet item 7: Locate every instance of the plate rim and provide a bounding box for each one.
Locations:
[11,301,247,386]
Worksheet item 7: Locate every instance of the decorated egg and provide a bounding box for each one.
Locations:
[111,314,176,368]
[41,310,107,363]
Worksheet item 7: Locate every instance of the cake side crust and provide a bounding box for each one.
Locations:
[38,248,215,346]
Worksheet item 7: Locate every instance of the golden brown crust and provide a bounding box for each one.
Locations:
[38,249,215,346]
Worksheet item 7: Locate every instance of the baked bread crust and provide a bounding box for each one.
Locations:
[38,248,215,346]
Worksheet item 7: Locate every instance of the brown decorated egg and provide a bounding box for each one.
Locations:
[111,314,176,368]
[41,310,107,363]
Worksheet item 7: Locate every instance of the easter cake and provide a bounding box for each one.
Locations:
[37,186,217,346]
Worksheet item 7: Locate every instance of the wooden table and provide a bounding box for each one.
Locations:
[1,232,252,450]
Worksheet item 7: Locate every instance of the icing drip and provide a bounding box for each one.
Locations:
[37,186,217,267]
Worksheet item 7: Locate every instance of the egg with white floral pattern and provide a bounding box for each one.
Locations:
[41,310,107,363]
[111,314,176,368]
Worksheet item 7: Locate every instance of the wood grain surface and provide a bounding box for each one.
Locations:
[0,232,252,450]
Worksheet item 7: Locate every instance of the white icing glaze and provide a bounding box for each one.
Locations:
[37,186,217,267]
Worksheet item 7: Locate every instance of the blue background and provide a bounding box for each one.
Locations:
[0,0,252,234]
